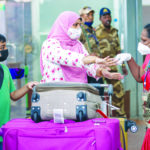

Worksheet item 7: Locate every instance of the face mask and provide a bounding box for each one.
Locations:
[84,22,93,27]
[137,42,150,55]
[67,27,82,40]
[0,49,8,62]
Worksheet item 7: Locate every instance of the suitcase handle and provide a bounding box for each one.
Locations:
[90,83,113,95]
[50,119,75,124]
[90,83,109,88]
[96,109,108,118]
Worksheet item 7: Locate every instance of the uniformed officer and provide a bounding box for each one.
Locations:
[96,8,128,117]
[79,6,104,96]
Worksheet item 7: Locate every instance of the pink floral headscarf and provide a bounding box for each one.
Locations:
[40,11,87,83]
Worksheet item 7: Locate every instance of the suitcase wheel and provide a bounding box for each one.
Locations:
[130,125,138,133]
[31,106,41,123]
[125,120,138,133]
[76,105,87,122]
[32,112,40,123]
[32,93,40,102]
[78,111,84,122]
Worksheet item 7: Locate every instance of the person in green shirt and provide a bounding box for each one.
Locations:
[0,34,38,149]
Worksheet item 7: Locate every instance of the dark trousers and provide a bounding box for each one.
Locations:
[87,76,104,96]
[0,142,2,150]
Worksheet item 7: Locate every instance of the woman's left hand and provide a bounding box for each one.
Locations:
[95,56,118,67]
[101,69,124,80]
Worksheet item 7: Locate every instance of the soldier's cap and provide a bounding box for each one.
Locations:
[79,6,95,16]
[100,8,111,17]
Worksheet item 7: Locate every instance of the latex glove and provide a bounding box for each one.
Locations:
[115,53,131,65]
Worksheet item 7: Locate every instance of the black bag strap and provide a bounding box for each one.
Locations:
[0,64,4,89]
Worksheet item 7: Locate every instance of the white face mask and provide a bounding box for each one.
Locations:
[137,42,150,55]
[67,27,82,40]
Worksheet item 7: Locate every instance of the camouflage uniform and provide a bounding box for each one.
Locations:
[96,24,126,117]
[80,24,101,56]
[79,24,104,96]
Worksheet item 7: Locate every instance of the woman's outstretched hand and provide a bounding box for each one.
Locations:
[82,56,118,67]
[96,67,124,80]
[95,56,118,67]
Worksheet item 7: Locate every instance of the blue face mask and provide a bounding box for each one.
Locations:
[84,22,93,27]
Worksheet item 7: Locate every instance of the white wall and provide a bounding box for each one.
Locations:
[142,6,150,26]
[142,0,150,6]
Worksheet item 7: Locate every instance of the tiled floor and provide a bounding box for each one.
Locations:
[10,101,146,150]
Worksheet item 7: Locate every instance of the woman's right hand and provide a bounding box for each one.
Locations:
[115,53,132,65]
[96,67,124,80]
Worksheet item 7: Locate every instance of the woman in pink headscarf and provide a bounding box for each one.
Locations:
[40,11,123,83]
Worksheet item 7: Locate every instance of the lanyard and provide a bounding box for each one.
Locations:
[81,25,101,55]
[86,28,99,46]
[144,60,150,88]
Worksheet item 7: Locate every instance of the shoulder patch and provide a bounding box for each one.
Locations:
[95,25,100,30]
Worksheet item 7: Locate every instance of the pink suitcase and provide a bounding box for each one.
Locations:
[0,118,123,150]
